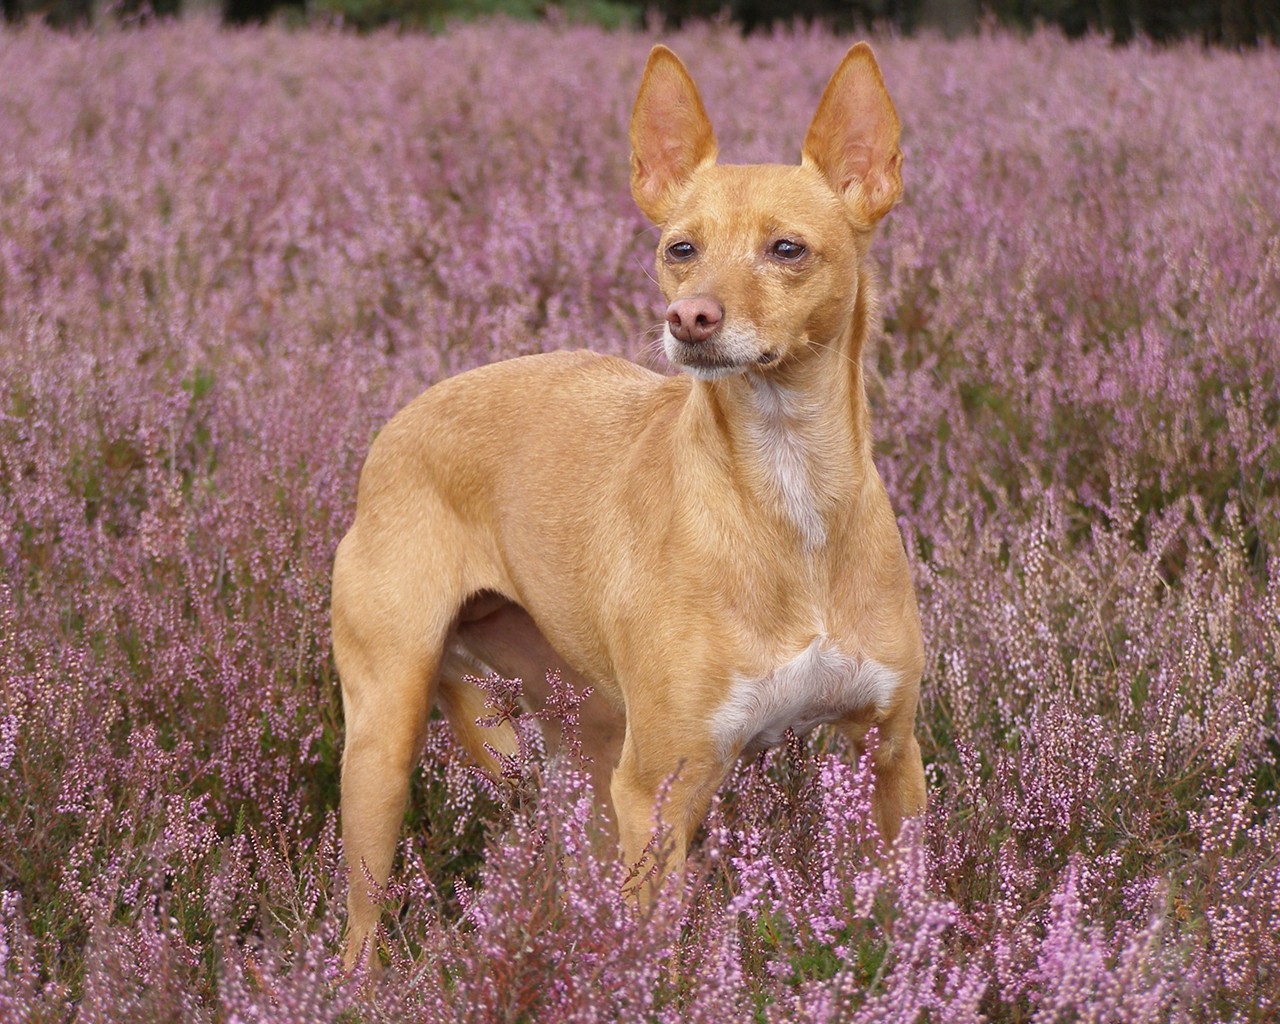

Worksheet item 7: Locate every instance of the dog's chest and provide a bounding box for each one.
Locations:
[711,639,898,758]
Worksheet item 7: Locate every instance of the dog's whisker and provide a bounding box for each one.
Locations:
[807,339,863,371]
[632,248,660,287]
[635,338,669,369]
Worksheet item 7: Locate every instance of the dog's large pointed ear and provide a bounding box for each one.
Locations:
[802,43,903,224]
[630,46,718,225]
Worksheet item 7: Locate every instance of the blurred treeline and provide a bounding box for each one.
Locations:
[1,0,1275,47]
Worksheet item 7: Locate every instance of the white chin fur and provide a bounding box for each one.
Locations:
[681,361,749,381]
[664,325,758,380]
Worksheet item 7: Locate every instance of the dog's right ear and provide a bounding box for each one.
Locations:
[629,46,718,225]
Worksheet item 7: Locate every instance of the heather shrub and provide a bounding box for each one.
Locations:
[1,17,1277,1022]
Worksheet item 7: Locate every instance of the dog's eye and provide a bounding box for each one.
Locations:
[770,239,807,261]
[666,241,697,262]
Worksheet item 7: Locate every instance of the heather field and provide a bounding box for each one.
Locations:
[1,17,1278,1022]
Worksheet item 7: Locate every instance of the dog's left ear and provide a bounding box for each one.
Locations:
[802,43,903,224]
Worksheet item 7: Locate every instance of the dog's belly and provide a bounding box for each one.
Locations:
[711,639,899,758]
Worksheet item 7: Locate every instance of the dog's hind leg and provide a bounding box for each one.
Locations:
[332,525,462,970]
[435,645,521,773]
[450,600,625,809]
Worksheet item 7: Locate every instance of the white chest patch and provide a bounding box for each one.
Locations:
[711,640,900,758]
[746,380,825,550]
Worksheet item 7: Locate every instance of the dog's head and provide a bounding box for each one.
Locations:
[630,44,902,380]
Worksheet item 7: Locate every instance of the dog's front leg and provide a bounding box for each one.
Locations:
[838,705,926,845]
[609,725,728,901]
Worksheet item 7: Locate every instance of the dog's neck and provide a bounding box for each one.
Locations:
[681,297,874,553]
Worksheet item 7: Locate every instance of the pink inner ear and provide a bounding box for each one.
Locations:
[835,141,877,194]
[649,131,692,182]
[828,98,897,193]
[633,157,668,207]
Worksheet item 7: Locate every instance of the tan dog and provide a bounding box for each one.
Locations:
[333,42,926,967]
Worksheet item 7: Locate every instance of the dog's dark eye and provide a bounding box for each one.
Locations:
[770,239,807,261]
[666,241,697,262]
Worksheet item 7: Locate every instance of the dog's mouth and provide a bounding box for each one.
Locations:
[672,350,756,382]
[665,327,772,380]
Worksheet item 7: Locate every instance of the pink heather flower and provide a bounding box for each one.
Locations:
[0,715,16,773]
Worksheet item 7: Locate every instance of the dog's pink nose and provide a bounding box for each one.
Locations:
[666,296,724,345]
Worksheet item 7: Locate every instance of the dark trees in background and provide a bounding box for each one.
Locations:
[606,0,1276,45]
[1,0,1276,48]
[978,0,1278,46]
[3,0,179,24]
